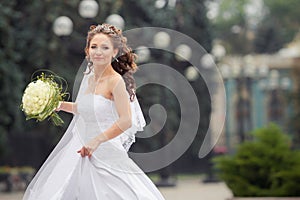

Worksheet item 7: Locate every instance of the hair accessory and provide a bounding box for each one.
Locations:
[91,24,118,35]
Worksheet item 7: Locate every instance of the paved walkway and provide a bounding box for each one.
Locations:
[160,177,233,200]
[0,176,233,200]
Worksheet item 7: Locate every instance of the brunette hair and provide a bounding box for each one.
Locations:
[85,23,138,101]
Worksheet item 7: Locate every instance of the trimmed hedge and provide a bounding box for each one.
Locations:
[214,124,300,197]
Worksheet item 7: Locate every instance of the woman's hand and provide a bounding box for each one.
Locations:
[55,101,77,114]
[77,137,102,158]
[55,101,63,112]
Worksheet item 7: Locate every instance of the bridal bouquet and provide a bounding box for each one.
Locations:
[21,72,68,126]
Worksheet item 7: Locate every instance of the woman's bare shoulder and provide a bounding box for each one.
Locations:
[109,73,124,85]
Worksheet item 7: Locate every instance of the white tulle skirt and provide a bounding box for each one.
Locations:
[23,130,165,200]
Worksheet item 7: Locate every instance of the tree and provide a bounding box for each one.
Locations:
[254,18,284,53]
[207,0,254,54]
[207,0,300,54]
[0,0,83,166]
[0,0,24,162]
[254,0,300,53]
[263,0,300,44]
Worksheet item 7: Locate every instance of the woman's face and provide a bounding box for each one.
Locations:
[88,33,118,67]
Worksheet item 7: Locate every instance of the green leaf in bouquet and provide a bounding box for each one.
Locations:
[50,112,64,126]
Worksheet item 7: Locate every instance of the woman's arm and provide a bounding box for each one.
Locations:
[79,76,132,157]
[56,101,77,114]
[98,76,132,142]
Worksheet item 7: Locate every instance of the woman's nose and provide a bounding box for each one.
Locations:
[95,47,103,54]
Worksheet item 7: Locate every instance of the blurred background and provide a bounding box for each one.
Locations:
[0,0,300,197]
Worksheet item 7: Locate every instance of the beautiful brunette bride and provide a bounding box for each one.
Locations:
[23,23,165,200]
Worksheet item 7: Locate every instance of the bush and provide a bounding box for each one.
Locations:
[0,166,35,192]
[214,124,300,197]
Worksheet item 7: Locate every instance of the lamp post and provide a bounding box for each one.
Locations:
[236,63,254,142]
[151,31,193,187]
[220,63,233,152]
[78,0,99,35]
[135,46,151,64]
[154,0,177,9]
[53,16,73,37]
[269,70,282,123]
[52,16,73,68]
[185,66,199,81]
[152,31,176,187]
[105,14,125,30]
[155,0,167,9]
[78,0,99,19]
[153,31,171,49]
[263,70,291,125]
[175,44,192,61]
[201,43,226,183]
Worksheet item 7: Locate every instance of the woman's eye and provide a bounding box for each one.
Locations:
[102,46,109,50]
[91,46,97,49]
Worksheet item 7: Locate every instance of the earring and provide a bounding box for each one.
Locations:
[85,56,91,64]
[112,56,119,63]
[84,56,94,74]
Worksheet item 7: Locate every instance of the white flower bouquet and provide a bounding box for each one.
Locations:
[21,72,68,126]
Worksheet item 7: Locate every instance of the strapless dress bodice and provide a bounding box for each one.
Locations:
[77,93,118,125]
[76,93,120,143]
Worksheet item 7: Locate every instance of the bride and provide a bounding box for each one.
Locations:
[23,23,165,200]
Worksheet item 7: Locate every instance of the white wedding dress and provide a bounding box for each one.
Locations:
[23,71,165,200]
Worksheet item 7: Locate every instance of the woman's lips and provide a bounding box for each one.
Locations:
[93,57,104,60]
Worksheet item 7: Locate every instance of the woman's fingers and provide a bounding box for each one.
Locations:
[77,147,93,157]
[88,150,93,158]
[77,147,86,157]
[86,147,93,158]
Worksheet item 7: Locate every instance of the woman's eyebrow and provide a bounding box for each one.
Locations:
[90,42,110,46]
